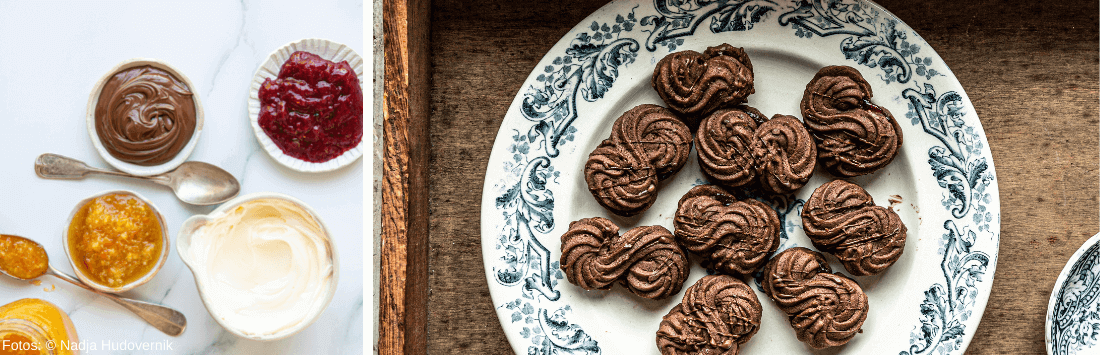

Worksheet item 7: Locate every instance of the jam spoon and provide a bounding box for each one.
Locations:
[34,153,240,206]
[0,234,186,336]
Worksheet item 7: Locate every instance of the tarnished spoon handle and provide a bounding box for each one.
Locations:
[47,267,187,336]
[35,153,95,179]
[35,153,150,181]
[105,293,188,337]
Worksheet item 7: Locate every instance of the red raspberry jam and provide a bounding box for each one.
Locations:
[259,51,363,163]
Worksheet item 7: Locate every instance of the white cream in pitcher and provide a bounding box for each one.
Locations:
[187,198,334,337]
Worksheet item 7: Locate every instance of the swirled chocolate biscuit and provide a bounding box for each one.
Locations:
[800,65,903,177]
[559,217,689,300]
[673,185,780,276]
[657,275,761,355]
[802,180,907,276]
[585,104,692,216]
[752,114,817,195]
[652,44,755,126]
[761,247,868,349]
[696,106,766,188]
[696,108,816,194]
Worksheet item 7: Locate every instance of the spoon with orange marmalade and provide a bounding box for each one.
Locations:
[0,234,186,336]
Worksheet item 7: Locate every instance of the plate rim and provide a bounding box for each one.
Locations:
[1045,232,1100,355]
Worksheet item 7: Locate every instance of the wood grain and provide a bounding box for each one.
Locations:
[427,1,606,353]
[380,0,408,350]
[405,0,430,352]
[423,0,1099,354]
[380,0,429,353]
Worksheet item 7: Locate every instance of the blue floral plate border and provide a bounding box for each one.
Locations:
[1047,232,1100,355]
[480,0,1000,353]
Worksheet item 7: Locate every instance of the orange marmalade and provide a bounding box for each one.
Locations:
[67,193,163,288]
[0,299,78,355]
[0,236,47,280]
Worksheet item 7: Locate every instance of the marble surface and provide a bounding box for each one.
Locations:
[0,1,364,353]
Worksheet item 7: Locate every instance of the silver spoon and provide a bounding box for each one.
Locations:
[0,234,186,336]
[34,153,240,206]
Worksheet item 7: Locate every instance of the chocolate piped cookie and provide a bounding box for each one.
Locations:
[800,65,903,177]
[751,114,817,195]
[696,108,816,194]
[559,217,689,300]
[585,104,692,216]
[761,247,868,349]
[802,179,907,276]
[673,185,780,276]
[695,106,766,188]
[656,275,761,355]
[652,44,754,127]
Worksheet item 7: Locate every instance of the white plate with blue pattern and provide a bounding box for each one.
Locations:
[480,0,1001,353]
[1047,232,1100,355]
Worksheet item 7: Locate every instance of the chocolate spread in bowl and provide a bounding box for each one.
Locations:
[94,65,196,166]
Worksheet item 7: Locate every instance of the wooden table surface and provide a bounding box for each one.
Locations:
[417,0,1099,354]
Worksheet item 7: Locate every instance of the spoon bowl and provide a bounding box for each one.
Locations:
[162,161,241,205]
[0,234,186,336]
[35,153,240,205]
[0,234,50,280]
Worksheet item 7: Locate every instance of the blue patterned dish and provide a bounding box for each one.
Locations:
[480,0,1001,353]
[1047,233,1100,355]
